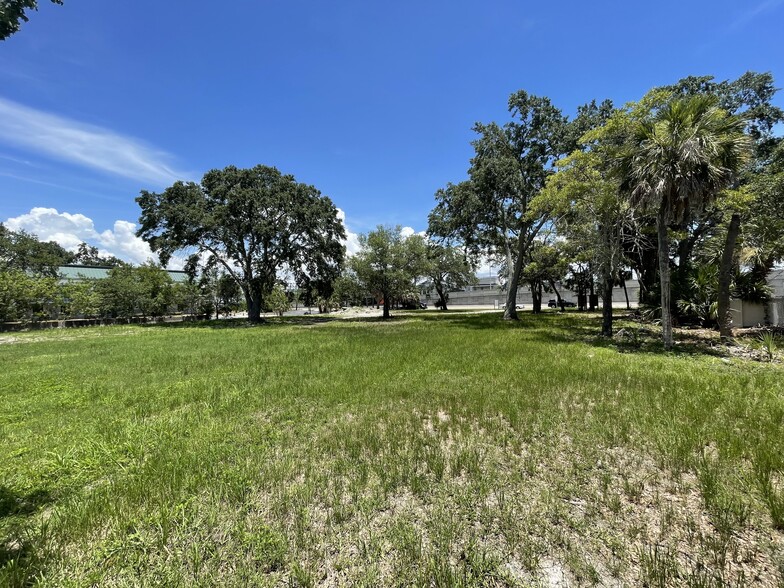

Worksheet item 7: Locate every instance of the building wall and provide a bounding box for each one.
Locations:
[762,269,784,327]
[422,281,641,308]
[423,271,784,326]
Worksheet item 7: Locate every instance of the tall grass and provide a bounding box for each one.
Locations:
[1,312,782,586]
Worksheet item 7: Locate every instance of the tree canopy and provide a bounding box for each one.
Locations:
[619,95,750,348]
[422,243,476,311]
[350,226,427,319]
[0,0,62,40]
[0,224,74,276]
[136,164,346,322]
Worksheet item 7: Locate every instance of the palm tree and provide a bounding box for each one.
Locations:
[621,95,749,349]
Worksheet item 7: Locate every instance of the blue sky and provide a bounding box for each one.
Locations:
[1,0,783,265]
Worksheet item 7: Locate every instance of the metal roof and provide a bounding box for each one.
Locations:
[58,265,189,283]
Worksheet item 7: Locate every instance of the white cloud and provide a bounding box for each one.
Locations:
[0,97,188,185]
[336,207,361,256]
[97,220,159,266]
[6,206,496,280]
[401,226,427,240]
[5,206,368,268]
[4,207,161,266]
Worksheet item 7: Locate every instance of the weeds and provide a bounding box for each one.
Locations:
[639,544,680,587]
[759,330,778,362]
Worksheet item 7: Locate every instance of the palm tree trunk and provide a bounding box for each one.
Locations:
[717,213,741,340]
[657,207,673,349]
[601,274,614,337]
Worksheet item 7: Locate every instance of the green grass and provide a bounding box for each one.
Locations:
[1,311,783,586]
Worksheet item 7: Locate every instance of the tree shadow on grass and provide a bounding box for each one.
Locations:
[520,313,738,360]
[0,486,52,586]
[138,315,341,330]
[426,310,739,360]
[137,309,746,361]
[0,487,52,520]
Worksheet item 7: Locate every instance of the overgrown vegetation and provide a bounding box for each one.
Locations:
[1,311,782,586]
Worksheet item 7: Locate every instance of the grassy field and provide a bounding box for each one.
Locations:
[1,311,783,587]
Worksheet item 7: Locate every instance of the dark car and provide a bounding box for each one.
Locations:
[401,300,428,310]
[548,299,577,308]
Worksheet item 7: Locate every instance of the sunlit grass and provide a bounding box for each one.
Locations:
[1,311,783,586]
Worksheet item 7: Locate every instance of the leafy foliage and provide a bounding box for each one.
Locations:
[0,224,74,277]
[71,242,124,267]
[136,165,345,322]
[0,269,60,322]
[266,284,291,317]
[350,226,427,319]
[676,265,719,326]
[430,91,569,320]
[0,0,62,40]
[422,243,476,311]
[96,263,176,319]
[619,95,750,348]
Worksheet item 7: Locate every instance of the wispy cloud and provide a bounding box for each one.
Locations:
[0,171,128,202]
[0,97,188,186]
[0,153,36,166]
[731,0,784,29]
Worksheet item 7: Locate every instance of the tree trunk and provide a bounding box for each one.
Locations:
[657,206,673,349]
[621,274,630,310]
[549,280,565,311]
[531,282,542,313]
[503,233,527,320]
[382,295,391,319]
[436,286,448,311]
[247,294,262,323]
[588,265,596,311]
[717,213,741,340]
[601,275,614,337]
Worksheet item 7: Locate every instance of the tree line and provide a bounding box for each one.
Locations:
[0,225,245,323]
[428,71,783,348]
[3,72,782,346]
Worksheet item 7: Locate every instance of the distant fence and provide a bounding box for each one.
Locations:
[0,314,209,332]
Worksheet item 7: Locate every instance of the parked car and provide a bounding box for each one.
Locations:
[401,300,428,310]
[548,299,576,308]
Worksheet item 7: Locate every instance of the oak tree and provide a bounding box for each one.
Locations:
[137,165,345,322]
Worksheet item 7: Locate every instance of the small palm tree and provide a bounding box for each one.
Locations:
[621,96,749,349]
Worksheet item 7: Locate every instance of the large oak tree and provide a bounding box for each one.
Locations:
[136,165,345,322]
